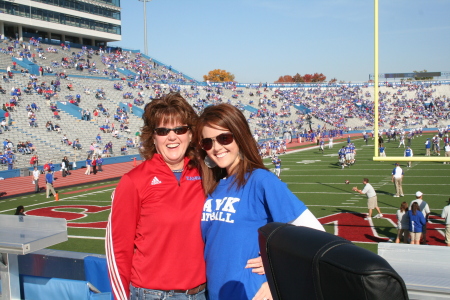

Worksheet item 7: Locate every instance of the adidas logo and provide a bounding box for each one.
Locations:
[151,176,162,185]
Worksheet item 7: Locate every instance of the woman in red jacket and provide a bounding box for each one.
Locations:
[106,93,206,300]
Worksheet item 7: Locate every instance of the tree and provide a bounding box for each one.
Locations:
[329,78,337,84]
[275,72,327,83]
[293,73,303,83]
[303,74,313,83]
[413,69,433,80]
[275,75,294,83]
[311,73,326,82]
[203,69,235,82]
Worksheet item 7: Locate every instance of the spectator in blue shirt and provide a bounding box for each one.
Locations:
[408,202,426,245]
[45,170,57,198]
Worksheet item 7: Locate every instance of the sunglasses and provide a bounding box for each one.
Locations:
[154,126,190,136]
[200,133,234,151]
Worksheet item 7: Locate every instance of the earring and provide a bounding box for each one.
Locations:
[204,155,217,168]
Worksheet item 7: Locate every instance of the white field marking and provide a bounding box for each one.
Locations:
[283,182,401,185]
[346,200,359,202]
[292,192,354,194]
[68,235,105,240]
[342,202,355,205]
[323,154,338,157]
[0,188,116,213]
[295,191,450,197]
[322,221,338,236]
[306,205,409,211]
[284,175,447,177]
[296,160,321,164]
[63,200,112,203]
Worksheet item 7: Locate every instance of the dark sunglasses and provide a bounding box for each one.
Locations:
[200,133,234,151]
[154,126,190,136]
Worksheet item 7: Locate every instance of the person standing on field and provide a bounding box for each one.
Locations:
[45,170,56,199]
[392,163,404,197]
[444,143,450,164]
[33,166,40,193]
[352,178,383,220]
[409,191,430,245]
[441,198,450,247]
[404,146,413,167]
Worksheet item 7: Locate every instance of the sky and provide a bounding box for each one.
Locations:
[111,0,450,83]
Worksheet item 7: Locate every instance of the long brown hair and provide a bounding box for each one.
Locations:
[140,92,198,168]
[195,104,267,195]
[400,201,408,213]
[411,202,420,216]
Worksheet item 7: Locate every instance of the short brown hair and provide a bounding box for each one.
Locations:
[195,104,267,195]
[140,92,198,165]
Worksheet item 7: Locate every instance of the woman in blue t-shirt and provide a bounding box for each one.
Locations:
[84,156,92,175]
[408,202,426,245]
[196,104,324,300]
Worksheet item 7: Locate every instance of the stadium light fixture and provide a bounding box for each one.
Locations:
[139,0,153,55]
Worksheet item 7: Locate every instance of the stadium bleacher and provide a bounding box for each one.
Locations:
[1,37,450,172]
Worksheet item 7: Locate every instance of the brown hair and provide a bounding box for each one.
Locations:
[411,201,420,215]
[400,201,408,213]
[140,92,198,168]
[195,103,267,195]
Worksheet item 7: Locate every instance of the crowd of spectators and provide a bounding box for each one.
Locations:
[2,36,450,170]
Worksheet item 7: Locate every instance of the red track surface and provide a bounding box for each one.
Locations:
[0,161,137,198]
[0,134,358,198]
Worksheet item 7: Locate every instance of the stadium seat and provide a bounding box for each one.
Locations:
[258,223,409,300]
[21,274,112,300]
[22,275,91,300]
[84,256,113,294]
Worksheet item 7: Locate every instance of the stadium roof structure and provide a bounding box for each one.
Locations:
[0,0,121,47]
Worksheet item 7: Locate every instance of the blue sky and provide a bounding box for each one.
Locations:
[111,0,450,83]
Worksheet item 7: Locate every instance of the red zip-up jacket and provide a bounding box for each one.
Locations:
[106,154,206,299]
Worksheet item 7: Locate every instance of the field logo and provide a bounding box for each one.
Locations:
[26,207,447,245]
[26,205,111,229]
[318,212,446,246]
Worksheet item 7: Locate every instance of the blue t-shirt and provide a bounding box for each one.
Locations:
[408,210,426,233]
[45,172,53,184]
[404,149,412,157]
[201,169,307,300]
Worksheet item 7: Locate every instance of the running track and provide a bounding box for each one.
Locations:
[0,134,357,198]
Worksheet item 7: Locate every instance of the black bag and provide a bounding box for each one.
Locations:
[258,223,408,300]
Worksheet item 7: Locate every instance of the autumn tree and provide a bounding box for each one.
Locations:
[311,73,326,82]
[274,72,327,83]
[303,74,313,83]
[275,75,294,83]
[293,73,303,83]
[329,78,337,84]
[413,69,433,80]
[203,69,235,82]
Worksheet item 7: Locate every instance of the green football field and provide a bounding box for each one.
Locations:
[1,132,448,255]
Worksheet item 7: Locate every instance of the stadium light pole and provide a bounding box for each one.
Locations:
[139,0,152,56]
